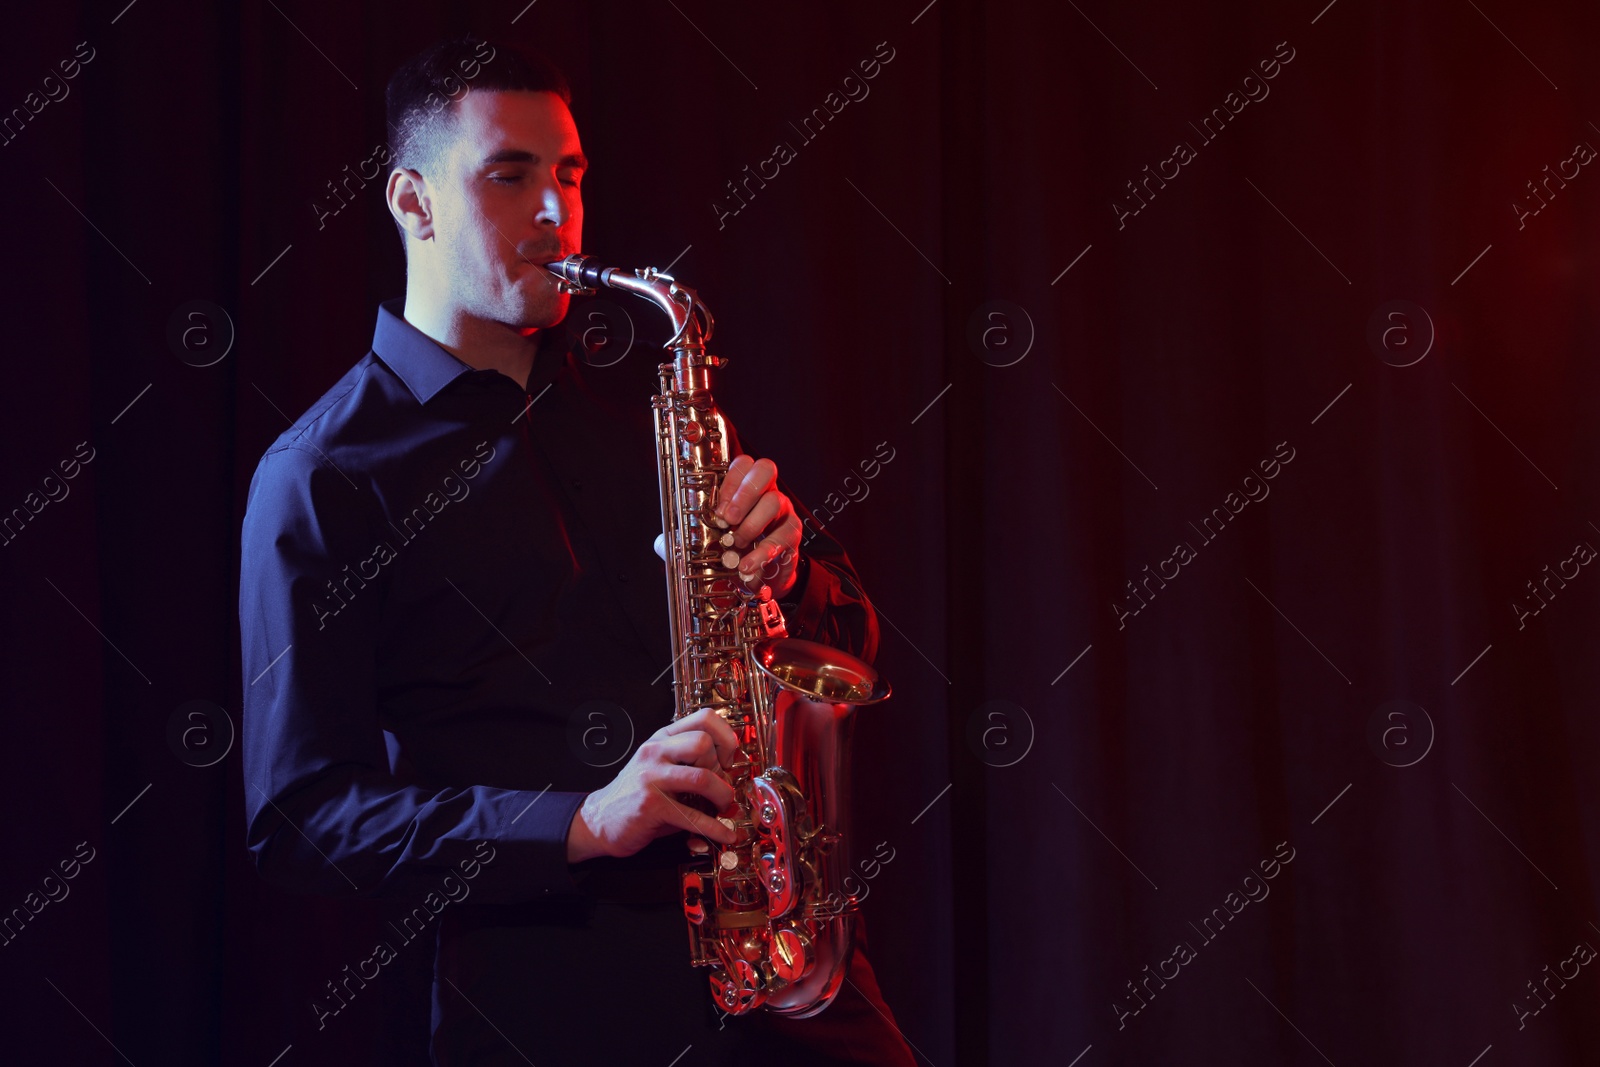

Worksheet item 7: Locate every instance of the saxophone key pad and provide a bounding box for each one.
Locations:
[770,927,810,983]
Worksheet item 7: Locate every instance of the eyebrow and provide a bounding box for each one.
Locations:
[479,149,588,170]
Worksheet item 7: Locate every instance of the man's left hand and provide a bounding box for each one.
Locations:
[714,454,801,598]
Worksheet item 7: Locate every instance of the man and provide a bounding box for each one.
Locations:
[238,36,915,1066]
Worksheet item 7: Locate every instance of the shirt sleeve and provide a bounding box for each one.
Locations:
[238,444,588,905]
[718,420,881,667]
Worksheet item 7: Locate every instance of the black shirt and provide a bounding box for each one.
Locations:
[238,298,910,1065]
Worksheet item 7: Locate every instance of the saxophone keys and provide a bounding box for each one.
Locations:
[734,930,767,964]
[720,549,740,569]
[709,960,765,1015]
[682,869,711,925]
[769,925,813,984]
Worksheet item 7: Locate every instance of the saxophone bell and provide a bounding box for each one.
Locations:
[753,637,891,707]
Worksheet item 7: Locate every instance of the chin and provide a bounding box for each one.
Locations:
[515,292,569,331]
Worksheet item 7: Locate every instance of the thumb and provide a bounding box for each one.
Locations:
[653,533,667,561]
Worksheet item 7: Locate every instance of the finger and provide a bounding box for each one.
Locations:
[656,792,740,847]
[758,541,798,583]
[714,455,756,524]
[737,538,782,588]
[715,456,777,526]
[728,490,784,550]
[644,730,726,775]
[738,514,801,584]
[652,764,738,813]
[660,709,743,770]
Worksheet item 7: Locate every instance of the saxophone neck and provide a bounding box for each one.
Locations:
[544,253,714,350]
[615,268,712,349]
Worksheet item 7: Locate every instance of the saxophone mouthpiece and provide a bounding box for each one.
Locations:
[545,253,608,293]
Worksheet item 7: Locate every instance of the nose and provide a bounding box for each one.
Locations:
[536,174,573,228]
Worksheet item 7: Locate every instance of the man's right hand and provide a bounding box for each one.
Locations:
[565,708,744,863]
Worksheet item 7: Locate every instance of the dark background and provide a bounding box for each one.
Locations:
[4,0,1600,1063]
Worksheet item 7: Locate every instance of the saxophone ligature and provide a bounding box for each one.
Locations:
[545,253,891,1018]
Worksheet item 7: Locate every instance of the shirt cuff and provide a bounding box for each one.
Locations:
[477,788,589,902]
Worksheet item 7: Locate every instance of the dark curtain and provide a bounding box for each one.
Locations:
[4,1,1599,1063]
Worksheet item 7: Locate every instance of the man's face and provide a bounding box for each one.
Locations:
[424,89,586,330]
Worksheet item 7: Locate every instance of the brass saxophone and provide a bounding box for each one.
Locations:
[545,254,892,1018]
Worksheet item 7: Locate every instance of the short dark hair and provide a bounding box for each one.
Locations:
[384,36,572,244]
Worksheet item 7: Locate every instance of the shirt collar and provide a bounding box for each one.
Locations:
[371,298,575,405]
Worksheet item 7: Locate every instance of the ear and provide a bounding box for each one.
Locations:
[387,167,435,241]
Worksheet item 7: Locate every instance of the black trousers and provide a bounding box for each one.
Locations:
[429,898,917,1066]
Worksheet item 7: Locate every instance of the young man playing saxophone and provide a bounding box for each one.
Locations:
[238,36,914,1066]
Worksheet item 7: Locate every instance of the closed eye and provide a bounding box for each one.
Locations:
[487,173,581,189]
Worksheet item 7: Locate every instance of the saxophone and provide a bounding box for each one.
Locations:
[545,254,892,1018]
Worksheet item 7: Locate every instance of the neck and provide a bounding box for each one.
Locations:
[402,288,539,391]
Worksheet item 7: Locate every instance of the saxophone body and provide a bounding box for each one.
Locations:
[545,254,891,1018]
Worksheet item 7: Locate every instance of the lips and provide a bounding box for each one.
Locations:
[521,249,571,267]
